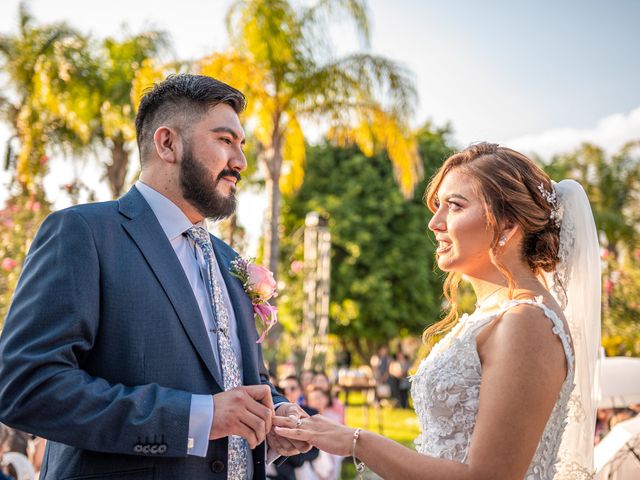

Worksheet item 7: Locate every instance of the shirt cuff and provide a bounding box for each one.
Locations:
[187,394,214,457]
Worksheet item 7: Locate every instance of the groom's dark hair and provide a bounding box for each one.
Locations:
[135,74,246,162]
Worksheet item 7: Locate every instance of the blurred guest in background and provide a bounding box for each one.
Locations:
[370,345,392,402]
[27,436,45,479]
[280,376,304,406]
[594,408,614,445]
[299,370,315,404]
[609,407,635,429]
[0,424,13,480]
[311,373,345,425]
[389,351,412,409]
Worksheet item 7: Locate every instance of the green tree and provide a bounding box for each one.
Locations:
[545,142,640,255]
[3,19,170,199]
[89,31,170,198]
[0,4,92,326]
[601,253,640,356]
[280,123,454,360]
[545,142,640,356]
[200,0,422,278]
[0,1,92,192]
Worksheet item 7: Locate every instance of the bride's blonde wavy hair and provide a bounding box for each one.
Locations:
[423,143,561,342]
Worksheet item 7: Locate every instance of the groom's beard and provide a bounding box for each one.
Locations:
[180,146,240,221]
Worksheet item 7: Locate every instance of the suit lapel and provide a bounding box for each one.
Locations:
[119,188,224,387]
[212,240,260,385]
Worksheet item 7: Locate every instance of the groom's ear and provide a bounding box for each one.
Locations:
[153,126,182,165]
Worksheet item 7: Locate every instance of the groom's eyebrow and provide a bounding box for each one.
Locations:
[211,126,246,145]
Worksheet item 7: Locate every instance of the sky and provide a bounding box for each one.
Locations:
[1,0,639,253]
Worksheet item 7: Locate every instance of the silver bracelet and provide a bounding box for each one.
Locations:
[352,428,365,479]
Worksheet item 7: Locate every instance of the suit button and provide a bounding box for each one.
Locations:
[210,460,225,473]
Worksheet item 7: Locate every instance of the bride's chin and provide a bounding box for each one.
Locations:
[436,259,453,272]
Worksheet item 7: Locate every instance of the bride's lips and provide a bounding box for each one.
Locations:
[436,238,452,254]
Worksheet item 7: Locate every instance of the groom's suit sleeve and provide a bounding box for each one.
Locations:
[0,209,193,457]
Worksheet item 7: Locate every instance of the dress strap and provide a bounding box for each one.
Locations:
[493,297,575,376]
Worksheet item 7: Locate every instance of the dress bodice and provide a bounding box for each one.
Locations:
[410,297,575,479]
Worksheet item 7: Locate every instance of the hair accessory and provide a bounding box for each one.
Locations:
[352,428,365,479]
[538,182,561,228]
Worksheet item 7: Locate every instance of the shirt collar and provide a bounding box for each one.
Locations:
[135,180,204,241]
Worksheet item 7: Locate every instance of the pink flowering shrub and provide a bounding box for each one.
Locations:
[602,255,640,356]
[0,191,51,325]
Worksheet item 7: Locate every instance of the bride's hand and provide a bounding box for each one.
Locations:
[268,404,313,456]
[274,414,355,457]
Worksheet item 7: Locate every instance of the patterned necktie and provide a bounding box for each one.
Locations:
[186,226,248,480]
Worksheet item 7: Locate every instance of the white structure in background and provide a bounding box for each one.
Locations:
[597,357,640,408]
[302,212,331,370]
[593,356,640,479]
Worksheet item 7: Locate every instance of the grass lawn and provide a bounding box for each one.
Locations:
[338,393,420,479]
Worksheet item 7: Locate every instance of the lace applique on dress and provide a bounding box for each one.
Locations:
[410,298,575,479]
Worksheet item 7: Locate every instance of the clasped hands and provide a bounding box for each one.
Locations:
[210,385,312,455]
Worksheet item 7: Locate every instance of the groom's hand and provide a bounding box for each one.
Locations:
[210,385,274,449]
[267,403,313,456]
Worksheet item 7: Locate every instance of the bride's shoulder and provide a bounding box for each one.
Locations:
[498,300,561,334]
[484,299,568,375]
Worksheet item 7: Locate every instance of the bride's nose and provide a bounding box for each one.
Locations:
[428,210,446,232]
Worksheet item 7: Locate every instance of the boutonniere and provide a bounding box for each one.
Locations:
[230,257,278,343]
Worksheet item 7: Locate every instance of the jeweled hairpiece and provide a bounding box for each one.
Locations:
[538,182,561,228]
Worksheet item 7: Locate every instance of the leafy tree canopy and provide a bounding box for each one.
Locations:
[279,122,454,358]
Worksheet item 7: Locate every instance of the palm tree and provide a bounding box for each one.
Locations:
[546,142,640,255]
[90,31,170,198]
[200,0,422,277]
[0,1,90,192]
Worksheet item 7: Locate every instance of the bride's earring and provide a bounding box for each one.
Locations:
[498,235,507,247]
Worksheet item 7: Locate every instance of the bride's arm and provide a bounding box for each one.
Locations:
[276,304,567,479]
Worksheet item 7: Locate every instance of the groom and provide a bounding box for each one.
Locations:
[0,74,308,479]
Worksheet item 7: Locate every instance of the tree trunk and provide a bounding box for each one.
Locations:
[107,136,129,199]
[258,134,283,352]
[261,133,283,282]
[227,213,238,249]
[263,172,281,280]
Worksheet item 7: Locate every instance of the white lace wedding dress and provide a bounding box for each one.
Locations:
[411,298,575,479]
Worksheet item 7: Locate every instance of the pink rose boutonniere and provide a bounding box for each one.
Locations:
[230,257,278,343]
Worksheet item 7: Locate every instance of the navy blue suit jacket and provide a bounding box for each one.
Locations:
[0,187,286,479]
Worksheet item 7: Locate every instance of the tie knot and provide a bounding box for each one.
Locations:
[186,226,212,251]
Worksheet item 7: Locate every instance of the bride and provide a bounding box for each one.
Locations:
[275,143,601,479]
